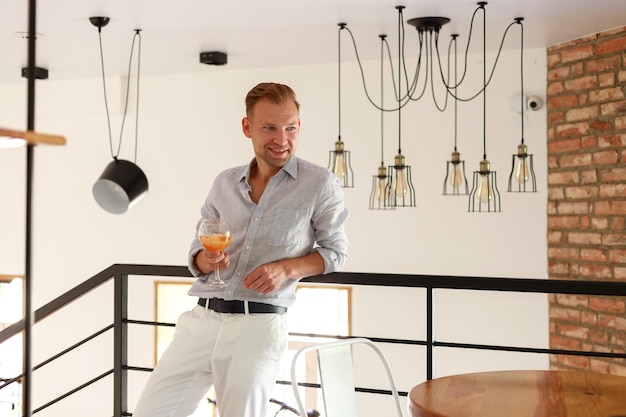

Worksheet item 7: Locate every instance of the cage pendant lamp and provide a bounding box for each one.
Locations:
[469,2,500,213]
[388,12,416,208]
[508,18,537,193]
[90,17,149,214]
[328,23,354,188]
[370,35,394,210]
[443,34,469,196]
[388,153,416,207]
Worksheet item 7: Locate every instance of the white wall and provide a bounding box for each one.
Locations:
[0,47,549,415]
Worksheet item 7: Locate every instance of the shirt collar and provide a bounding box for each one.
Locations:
[282,156,298,179]
[242,156,298,183]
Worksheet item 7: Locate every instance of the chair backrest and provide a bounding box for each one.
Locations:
[290,337,405,417]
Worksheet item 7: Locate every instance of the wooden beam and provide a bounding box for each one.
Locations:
[0,127,66,146]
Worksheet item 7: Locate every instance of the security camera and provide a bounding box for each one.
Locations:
[527,95,543,111]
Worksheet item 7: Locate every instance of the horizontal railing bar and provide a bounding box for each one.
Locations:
[289,332,429,346]
[126,366,154,373]
[34,266,117,320]
[435,341,626,359]
[33,369,113,414]
[289,333,626,360]
[126,319,175,328]
[56,263,626,296]
[111,264,193,278]
[278,380,320,389]
[276,380,409,398]
[303,271,626,296]
[2,325,115,387]
[355,386,409,397]
[34,325,114,370]
[0,266,118,344]
[0,265,192,345]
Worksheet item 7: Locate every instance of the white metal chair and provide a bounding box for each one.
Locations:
[290,337,405,417]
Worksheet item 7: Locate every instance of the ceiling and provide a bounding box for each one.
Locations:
[1,0,625,85]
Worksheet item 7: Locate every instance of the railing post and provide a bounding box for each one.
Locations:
[426,286,433,380]
[113,267,128,417]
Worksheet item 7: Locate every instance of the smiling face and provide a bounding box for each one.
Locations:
[242,98,300,176]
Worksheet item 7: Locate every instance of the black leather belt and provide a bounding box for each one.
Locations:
[198,297,287,314]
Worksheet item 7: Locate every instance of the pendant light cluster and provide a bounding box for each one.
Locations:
[329,2,537,212]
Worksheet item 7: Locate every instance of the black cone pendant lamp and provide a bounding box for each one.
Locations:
[93,159,148,214]
[91,17,148,214]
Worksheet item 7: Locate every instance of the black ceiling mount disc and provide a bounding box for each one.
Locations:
[89,16,111,28]
[407,17,451,32]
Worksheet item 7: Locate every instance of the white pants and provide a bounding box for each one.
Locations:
[133,303,289,417]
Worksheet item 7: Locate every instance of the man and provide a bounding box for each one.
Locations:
[133,82,349,417]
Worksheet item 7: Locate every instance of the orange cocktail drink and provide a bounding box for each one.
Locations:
[199,233,232,252]
[197,218,232,288]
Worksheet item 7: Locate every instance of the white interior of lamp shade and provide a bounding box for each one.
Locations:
[92,179,130,214]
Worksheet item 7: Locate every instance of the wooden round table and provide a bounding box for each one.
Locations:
[408,370,626,417]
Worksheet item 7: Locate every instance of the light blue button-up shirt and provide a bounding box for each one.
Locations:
[188,156,349,307]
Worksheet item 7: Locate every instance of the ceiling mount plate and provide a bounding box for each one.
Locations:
[407,17,451,32]
[200,51,228,66]
[89,16,111,29]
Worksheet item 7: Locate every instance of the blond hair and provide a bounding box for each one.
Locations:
[245,82,300,116]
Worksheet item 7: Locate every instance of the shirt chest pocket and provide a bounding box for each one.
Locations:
[268,208,310,247]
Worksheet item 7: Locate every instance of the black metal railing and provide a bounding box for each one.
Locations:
[1,264,626,416]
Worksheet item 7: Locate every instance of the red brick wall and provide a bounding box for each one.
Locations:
[547,26,626,374]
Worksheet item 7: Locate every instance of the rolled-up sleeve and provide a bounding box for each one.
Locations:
[313,173,349,273]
